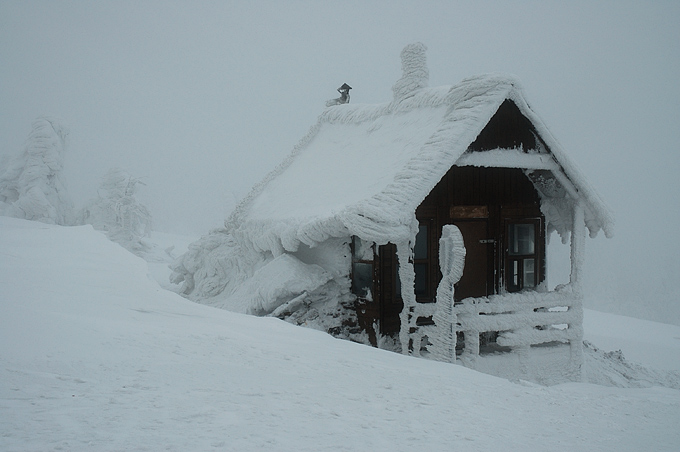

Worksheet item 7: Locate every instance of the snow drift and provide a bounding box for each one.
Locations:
[1,216,679,451]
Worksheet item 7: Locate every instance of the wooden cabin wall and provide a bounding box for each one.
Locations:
[420,166,541,208]
[365,167,546,338]
[467,99,538,152]
[417,166,544,300]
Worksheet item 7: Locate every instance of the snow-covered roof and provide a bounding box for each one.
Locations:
[228,45,613,254]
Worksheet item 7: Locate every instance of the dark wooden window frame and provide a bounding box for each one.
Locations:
[350,236,376,301]
[502,216,545,293]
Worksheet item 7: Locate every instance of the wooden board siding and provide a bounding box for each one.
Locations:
[373,166,546,336]
[417,165,542,294]
[467,99,539,152]
[420,166,542,209]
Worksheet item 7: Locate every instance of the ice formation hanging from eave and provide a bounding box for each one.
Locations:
[227,71,613,255]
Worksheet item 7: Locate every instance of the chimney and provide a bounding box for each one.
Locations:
[392,42,429,102]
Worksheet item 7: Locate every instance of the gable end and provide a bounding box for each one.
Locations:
[468,99,541,152]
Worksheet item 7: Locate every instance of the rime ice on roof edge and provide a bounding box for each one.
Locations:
[227,67,612,257]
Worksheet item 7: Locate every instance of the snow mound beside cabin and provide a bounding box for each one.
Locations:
[170,229,358,338]
[582,341,680,389]
[211,253,332,316]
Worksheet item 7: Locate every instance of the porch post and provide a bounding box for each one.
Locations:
[396,241,416,356]
[569,199,586,293]
[432,225,466,363]
[568,198,585,377]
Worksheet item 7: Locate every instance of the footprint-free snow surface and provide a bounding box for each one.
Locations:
[1,217,679,451]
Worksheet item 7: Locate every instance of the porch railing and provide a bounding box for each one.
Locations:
[413,287,583,364]
[400,222,584,371]
[453,289,583,359]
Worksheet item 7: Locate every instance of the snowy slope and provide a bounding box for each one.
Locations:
[1,217,679,451]
[584,309,680,373]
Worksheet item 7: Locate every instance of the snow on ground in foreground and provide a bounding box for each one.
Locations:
[1,217,679,451]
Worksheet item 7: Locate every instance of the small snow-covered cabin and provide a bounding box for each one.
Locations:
[173,43,613,384]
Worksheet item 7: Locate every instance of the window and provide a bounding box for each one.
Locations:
[508,223,534,255]
[351,236,375,300]
[413,224,428,297]
[506,221,539,292]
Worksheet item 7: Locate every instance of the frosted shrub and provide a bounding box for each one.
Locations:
[80,168,152,255]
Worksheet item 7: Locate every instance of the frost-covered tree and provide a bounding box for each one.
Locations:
[79,168,152,256]
[0,117,75,225]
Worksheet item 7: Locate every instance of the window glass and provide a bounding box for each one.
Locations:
[508,223,535,255]
[507,260,520,291]
[351,236,374,299]
[414,224,428,259]
[414,263,428,296]
[505,221,540,292]
[352,262,373,299]
[523,258,535,288]
[354,237,374,261]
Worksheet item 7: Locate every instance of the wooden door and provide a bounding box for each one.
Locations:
[452,220,490,302]
[378,243,403,335]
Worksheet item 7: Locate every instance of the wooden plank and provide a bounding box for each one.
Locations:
[456,310,579,332]
[455,151,558,170]
[450,205,488,219]
[497,326,582,347]
[454,292,579,314]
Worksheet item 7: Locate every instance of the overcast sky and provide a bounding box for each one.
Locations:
[1,1,679,320]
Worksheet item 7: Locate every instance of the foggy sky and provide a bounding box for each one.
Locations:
[1,1,679,322]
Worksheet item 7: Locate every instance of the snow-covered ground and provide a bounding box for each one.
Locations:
[1,216,679,451]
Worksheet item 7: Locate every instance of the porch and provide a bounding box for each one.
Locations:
[411,289,583,383]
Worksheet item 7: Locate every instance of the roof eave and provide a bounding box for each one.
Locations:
[506,90,615,238]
